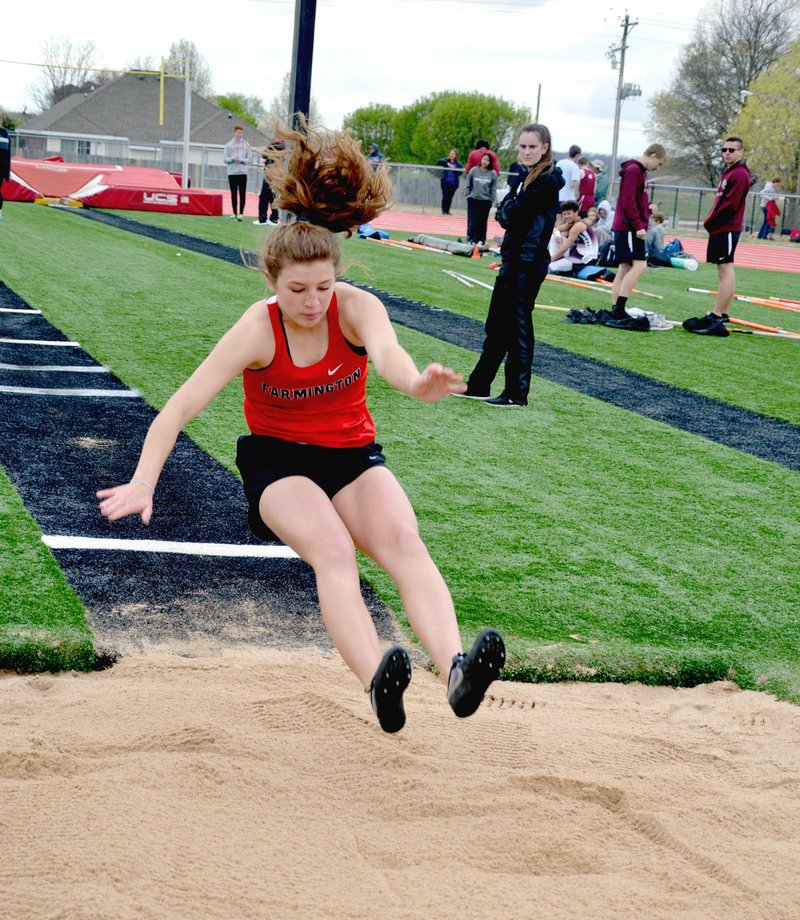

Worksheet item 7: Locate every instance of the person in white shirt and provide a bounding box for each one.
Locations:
[555,144,581,203]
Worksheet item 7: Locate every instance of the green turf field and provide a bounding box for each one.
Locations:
[1,201,798,701]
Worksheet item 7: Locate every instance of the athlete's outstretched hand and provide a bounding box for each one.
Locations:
[411,363,466,403]
[97,481,154,525]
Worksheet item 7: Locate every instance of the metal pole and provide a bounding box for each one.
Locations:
[535,83,541,122]
[181,58,191,189]
[608,13,636,200]
[289,0,317,128]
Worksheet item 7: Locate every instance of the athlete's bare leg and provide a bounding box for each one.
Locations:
[333,466,463,678]
[714,263,735,316]
[259,476,382,688]
[612,259,648,301]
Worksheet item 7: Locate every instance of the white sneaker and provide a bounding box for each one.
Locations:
[253,219,268,225]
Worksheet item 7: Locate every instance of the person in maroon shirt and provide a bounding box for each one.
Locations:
[609,143,666,319]
[464,139,501,176]
[683,137,751,334]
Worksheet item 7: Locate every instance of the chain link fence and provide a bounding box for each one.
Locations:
[8,131,800,238]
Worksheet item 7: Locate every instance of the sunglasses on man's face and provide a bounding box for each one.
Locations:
[721,147,740,153]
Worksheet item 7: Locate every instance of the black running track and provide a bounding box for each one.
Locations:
[0,281,396,658]
[2,210,798,660]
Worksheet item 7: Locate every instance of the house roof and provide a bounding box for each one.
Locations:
[21,73,274,148]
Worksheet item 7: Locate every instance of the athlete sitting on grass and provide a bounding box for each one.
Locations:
[96,120,506,733]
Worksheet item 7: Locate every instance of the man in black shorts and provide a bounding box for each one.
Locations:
[683,137,751,335]
[608,144,666,319]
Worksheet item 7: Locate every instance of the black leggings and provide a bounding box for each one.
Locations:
[467,198,492,243]
[466,265,546,405]
[228,174,247,215]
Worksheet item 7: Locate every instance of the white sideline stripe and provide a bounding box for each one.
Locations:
[0,362,110,373]
[42,534,299,558]
[0,308,43,314]
[0,384,140,397]
[0,337,80,346]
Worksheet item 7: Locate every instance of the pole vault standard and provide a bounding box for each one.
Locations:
[289,0,318,127]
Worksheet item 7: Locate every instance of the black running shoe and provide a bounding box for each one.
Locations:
[447,629,506,718]
[683,312,729,332]
[451,388,490,400]
[369,647,412,733]
[484,395,525,407]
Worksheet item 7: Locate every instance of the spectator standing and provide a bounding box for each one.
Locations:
[223,124,254,221]
[683,138,751,333]
[366,142,385,169]
[456,123,564,407]
[555,144,581,203]
[254,138,286,225]
[593,159,608,202]
[96,120,505,733]
[464,140,501,176]
[0,116,11,221]
[465,153,497,245]
[609,144,666,319]
[577,156,596,213]
[765,196,781,240]
[435,149,462,215]
[757,176,781,239]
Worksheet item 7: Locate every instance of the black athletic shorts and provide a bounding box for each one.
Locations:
[706,231,740,264]
[613,229,647,263]
[235,434,387,540]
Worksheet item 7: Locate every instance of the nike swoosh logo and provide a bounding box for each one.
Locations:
[327,364,343,376]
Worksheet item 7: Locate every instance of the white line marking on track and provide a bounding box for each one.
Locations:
[0,363,110,372]
[42,534,299,558]
[0,338,80,346]
[0,308,43,314]
[0,385,140,397]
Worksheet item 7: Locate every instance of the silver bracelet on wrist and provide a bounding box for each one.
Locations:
[130,478,155,495]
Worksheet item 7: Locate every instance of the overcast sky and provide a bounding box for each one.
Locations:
[1,0,712,159]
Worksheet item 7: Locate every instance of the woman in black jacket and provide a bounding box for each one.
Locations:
[458,124,564,407]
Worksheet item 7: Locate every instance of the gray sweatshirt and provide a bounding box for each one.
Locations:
[223,137,254,176]
[466,166,497,202]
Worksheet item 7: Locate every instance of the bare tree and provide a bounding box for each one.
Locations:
[164,40,214,98]
[28,38,98,112]
[646,0,798,184]
[261,72,322,135]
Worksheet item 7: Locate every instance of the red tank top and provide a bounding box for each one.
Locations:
[242,292,376,448]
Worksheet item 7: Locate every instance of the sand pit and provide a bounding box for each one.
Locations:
[2,652,800,919]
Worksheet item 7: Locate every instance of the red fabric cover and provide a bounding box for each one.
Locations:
[5,157,221,214]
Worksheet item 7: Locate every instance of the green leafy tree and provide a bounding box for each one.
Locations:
[410,91,529,166]
[733,38,800,220]
[391,97,438,162]
[342,103,398,158]
[214,93,266,128]
[343,92,530,165]
[646,0,796,184]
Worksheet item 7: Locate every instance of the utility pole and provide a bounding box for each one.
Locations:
[606,12,640,198]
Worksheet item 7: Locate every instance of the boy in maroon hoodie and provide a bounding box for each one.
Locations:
[683,137,751,334]
[609,144,666,319]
